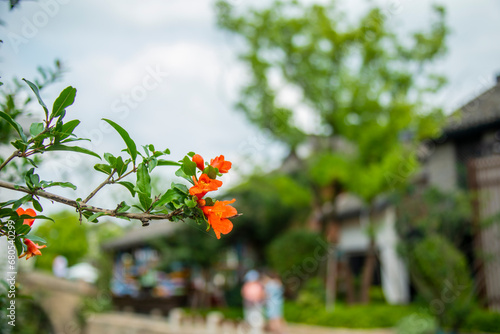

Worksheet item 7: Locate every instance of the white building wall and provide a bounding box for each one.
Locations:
[337,206,410,304]
[427,142,457,190]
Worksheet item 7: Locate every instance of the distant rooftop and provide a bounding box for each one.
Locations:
[445,74,500,135]
[102,221,178,251]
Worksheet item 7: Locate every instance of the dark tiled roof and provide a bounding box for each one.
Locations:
[445,80,500,134]
[102,221,177,250]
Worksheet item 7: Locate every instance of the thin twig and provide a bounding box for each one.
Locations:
[0,150,21,172]
[114,167,137,182]
[0,180,183,222]
[83,169,116,203]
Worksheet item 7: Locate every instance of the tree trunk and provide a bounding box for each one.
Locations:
[360,237,376,303]
[325,243,337,311]
[360,207,376,304]
[343,261,356,305]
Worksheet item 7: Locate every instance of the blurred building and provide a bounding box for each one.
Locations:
[316,74,500,308]
[102,222,189,315]
[424,74,500,311]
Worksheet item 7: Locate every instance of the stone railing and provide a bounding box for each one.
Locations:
[85,309,260,334]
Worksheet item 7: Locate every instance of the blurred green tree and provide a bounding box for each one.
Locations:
[227,173,312,261]
[32,211,89,270]
[216,0,448,305]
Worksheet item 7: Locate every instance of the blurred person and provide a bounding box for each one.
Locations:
[263,271,286,334]
[241,270,265,332]
[52,255,68,278]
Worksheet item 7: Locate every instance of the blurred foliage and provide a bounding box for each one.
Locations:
[226,174,311,259]
[11,297,53,334]
[296,277,325,307]
[267,228,323,287]
[32,211,123,272]
[284,301,419,328]
[408,235,474,332]
[396,313,437,334]
[461,307,500,333]
[216,0,449,202]
[31,211,89,270]
[395,187,476,332]
[395,186,473,249]
[368,286,386,304]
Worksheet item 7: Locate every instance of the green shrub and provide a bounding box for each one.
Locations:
[284,302,419,328]
[267,229,324,292]
[461,307,500,333]
[396,313,437,334]
[409,235,474,332]
[296,278,325,308]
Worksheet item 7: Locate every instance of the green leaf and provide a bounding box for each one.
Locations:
[29,122,44,137]
[203,165,219,179]
[94,164,112,175]
[153,188,184,208]
[138,193,152,211]
[157,159,181,167]
[184,198,197,208]
[13,195,32,209]
[43,181,77,190]
[114,156,127,177]
[16,224,31,236]
[15,238,23,256]
[31,215,55,222]
[181,156,197,176]
[24,234,47,244]
[135,164,151,196]
[87,212,105,223]
[45,144,101,159]
[102,118,137,162]
[104,152,116,165]
[11,139,27,151]
[32,198,43,212]
[175,167,194,184]
[58,119,80,140]
[148,158,158,173]
[172,183,189,194]
[116,201,130,213]
[117,181,136,197]
[51,86,76,118]
[0,111,27,142]
[0,199,18,208]
[23,79,49,118]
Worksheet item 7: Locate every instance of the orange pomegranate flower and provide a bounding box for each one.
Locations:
[210,155,232,173]
[16,208,37,227]
[192,154,205,171]
[189,174,223,199]
[202,199,237,239]
[18,238,47,260]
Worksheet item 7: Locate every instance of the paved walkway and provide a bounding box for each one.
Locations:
[86,312,396,334]
[288,324,394,334]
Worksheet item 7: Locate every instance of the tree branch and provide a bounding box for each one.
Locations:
[83,169,116,204]
[0,180,183,223]
[0,150,21,172]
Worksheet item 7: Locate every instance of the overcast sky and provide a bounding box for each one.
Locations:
[1,0,500,209]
